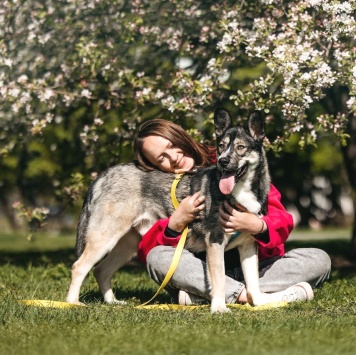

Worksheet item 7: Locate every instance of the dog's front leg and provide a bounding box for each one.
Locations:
[206,242,230,313]
[238,237,267,306]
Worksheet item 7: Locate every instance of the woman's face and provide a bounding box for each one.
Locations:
[141,135,195,173]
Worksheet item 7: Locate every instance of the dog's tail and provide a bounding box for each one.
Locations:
[75,183,94,259]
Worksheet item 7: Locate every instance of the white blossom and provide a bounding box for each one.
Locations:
[43,89,54,100]
[155,90,164,99]
[18,75,28,83]
[4,58,12,67]
[306,0,323,7]
[81,89,91,98]
[94,118,103,125]
[217,32,233,52]
[9,88,21,97]
[142,87,151,95]
[46,113,54,123]
[347,96,356,110]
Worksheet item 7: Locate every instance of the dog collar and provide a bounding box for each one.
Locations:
[228,231,241,244]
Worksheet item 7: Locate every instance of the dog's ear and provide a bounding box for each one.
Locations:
[247,110,265,142]
[214,108,232,140]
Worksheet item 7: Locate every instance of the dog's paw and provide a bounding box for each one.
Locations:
[111,299,127,305]
[210,300,230,314]
[105,298,127,305]
[210,305,231,314]
[248,293,272,307]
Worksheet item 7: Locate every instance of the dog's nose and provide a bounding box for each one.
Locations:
[219,157,230,168]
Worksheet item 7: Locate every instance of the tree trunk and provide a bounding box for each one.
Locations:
[341,114,356,254]
[323,85,356,255]
[0,192,21,231]
[351,192,356,253]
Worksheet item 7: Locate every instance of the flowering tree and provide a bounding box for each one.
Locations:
[0,0,355,249]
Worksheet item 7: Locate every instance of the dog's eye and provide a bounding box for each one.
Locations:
[218,143,224,149]
[238,145,246,150]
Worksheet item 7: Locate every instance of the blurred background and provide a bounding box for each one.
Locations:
[0,1,355,258]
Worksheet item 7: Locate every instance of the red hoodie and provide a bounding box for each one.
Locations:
[137,184,294,263]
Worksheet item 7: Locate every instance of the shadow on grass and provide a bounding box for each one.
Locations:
[1,239,354,275]
[286,239,354,259]
[80,286,172,305]
[0,248,76,267]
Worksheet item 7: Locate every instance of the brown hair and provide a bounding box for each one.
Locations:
[134,119,215,171]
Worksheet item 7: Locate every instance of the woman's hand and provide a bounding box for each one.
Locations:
[168,192,205,233]
[218,200,266,235]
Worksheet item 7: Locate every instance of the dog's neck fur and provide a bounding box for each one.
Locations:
[228,151,270,216]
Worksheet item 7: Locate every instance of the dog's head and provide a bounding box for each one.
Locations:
[214,108,266,195]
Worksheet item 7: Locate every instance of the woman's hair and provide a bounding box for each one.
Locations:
[134,119,216,171]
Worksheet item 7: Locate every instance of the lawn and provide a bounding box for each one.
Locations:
[0,230,355,355]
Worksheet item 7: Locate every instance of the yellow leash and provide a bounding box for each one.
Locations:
[140,173,188,306]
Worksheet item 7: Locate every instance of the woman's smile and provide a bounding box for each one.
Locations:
[141,135,195,173]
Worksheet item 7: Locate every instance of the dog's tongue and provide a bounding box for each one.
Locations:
[219,172,235,195]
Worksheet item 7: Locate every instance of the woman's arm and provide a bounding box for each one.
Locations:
[167,192,205,232]
[259,184,294,247]
[137,192,205,263]
[218,184,294,248]
[137,218,180,263]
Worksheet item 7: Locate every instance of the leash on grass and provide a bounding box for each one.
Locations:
[139,173,188,307]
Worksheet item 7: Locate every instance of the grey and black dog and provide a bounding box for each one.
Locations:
[66,108,273,313]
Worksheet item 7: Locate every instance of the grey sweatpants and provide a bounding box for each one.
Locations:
[146,246,331,304]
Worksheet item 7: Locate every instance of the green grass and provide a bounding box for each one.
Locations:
[0,231,355,355]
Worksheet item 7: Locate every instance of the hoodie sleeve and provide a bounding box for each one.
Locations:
[256,184,294,256]
[137,218,181,263]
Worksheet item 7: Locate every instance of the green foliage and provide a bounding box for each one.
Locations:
[311,140,344,176]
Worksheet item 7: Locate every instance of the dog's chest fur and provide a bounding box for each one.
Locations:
[183,166,226,252]
[183,137,270,253]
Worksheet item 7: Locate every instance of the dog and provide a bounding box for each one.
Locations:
[66,108,271,313]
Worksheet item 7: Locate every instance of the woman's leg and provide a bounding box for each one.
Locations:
[258,248,331,292]
[227,248,331,292]
[147,246,331,304]
[146,245,245,304]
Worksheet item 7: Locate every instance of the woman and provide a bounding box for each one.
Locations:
[133,118,331,305]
